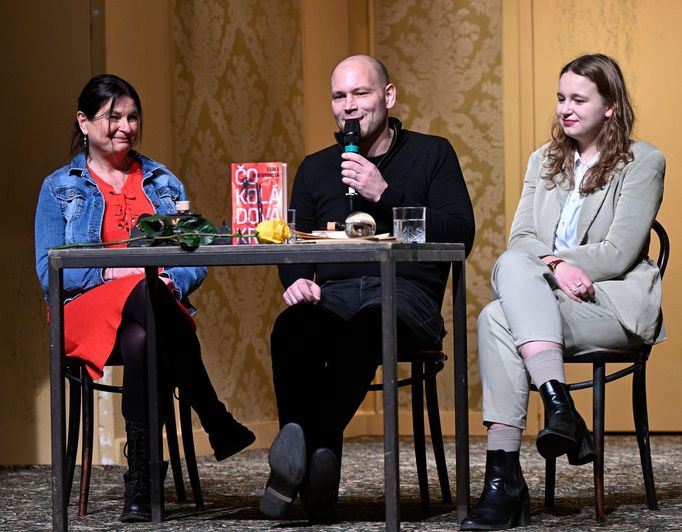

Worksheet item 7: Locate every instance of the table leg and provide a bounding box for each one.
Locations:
[50,263,68,531]
[145,269,165,523]
[381,259,400,531]
[453,262,470,523]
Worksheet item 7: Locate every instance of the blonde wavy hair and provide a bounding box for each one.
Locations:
[544,54,634,193]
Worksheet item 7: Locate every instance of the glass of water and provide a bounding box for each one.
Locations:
[392,206,426,243]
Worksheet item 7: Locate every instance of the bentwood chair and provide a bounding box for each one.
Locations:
[533,219,669,521]
[368,345,453,512]
[64,359,204,516]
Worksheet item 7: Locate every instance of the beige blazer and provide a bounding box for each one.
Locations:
[509,141,666,344]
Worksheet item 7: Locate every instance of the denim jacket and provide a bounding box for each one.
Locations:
[35,151,207,305]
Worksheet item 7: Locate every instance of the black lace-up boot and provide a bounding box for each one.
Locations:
[120,420,151,523]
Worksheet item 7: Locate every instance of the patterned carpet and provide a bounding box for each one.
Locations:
[1,435,681,531]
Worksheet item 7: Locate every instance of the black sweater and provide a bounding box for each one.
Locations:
[279,118,475,305]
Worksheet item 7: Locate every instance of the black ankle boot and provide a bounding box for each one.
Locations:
[536,380,595,465]
[120,420,151,523]
[461,450,530,530]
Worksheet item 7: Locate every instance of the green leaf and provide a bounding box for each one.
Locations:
[50,213,227,251]
[137,214,175,237]
[175,216,218,249]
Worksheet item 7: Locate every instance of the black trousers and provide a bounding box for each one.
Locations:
[108,278,227,433]
[270,304,421,462]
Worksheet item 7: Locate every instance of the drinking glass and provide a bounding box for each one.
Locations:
[392,206,426,243]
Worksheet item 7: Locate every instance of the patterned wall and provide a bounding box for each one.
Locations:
[171,0,502,429]
[173,0,304,423]
[375,0,504,410]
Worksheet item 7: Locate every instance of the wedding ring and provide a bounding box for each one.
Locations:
[570,285,579,293]
[353,170,358,179]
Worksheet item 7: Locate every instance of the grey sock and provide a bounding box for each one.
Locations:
[524,348,565,388]
[487,427,522,452]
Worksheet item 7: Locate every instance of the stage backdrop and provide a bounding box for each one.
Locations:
[169,0,502,452]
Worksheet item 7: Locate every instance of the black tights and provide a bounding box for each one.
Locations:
[111,279,226,430]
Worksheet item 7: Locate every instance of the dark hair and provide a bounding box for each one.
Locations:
[71,74,143,156]
[544,54,634,193]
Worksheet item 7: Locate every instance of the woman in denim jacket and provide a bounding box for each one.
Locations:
[34,75,254,522]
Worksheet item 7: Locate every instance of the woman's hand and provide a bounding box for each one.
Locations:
[159,274,175,289]
[551,261,595,302]
[104,268,175,289]
[103,267,145,281]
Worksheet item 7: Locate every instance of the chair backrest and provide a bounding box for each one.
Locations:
[651,220,669,278]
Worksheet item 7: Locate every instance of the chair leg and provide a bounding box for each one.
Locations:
[424,363,452,504]
[65,367,82,506]
[592,363,606,521]
[411,360,430,512]
[632,363,658,510]
[164,388,187,503]
[78,372,95,517]
[179,390,204,511]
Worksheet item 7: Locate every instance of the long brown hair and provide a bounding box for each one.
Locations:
[543,54,634,193]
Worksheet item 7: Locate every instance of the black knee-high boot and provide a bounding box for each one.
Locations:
[460,450,530,530]
[536,380,595,465]
[120,420,151,523]
[147,285,255,462]
[180,372,256,462]
[163,338,255,462]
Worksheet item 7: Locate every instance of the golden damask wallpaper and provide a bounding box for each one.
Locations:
[173,0,304,425]
[375,0,503,410]
[171,0,501,433]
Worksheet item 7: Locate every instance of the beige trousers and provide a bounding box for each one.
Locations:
[478,249,641,429]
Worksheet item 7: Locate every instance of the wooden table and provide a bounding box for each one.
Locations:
[48,242,469,531]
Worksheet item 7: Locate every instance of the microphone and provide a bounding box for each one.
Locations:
[343,119,361,213]
[343,119,361,153]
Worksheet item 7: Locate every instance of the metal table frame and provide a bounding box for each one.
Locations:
[48,242,469,531]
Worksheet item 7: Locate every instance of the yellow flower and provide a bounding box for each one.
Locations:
[256,219,291,244]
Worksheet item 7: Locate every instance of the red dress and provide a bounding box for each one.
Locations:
[64,162,193,379]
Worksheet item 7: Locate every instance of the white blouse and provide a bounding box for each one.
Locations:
[554,151,599,252]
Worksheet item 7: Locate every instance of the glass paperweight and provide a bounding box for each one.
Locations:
[344,211,376,238]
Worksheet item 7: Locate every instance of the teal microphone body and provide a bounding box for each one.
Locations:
[343,119,361,213]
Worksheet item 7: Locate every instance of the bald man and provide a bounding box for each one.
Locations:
[259,55,475,523]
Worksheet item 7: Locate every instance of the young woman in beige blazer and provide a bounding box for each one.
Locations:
[462,54,665,530]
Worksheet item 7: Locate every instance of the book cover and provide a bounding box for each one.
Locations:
[230,162,288,244]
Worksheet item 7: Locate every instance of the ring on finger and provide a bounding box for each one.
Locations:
[570,285,579,293]
[353,170,358,179]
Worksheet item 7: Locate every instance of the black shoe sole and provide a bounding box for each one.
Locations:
[300,448,340,524]
[259,423,307,519]
[120,511,152,523]
[536,427,577,460]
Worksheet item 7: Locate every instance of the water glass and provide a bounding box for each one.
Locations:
[392,206,426,243]
[286,208,296,243]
